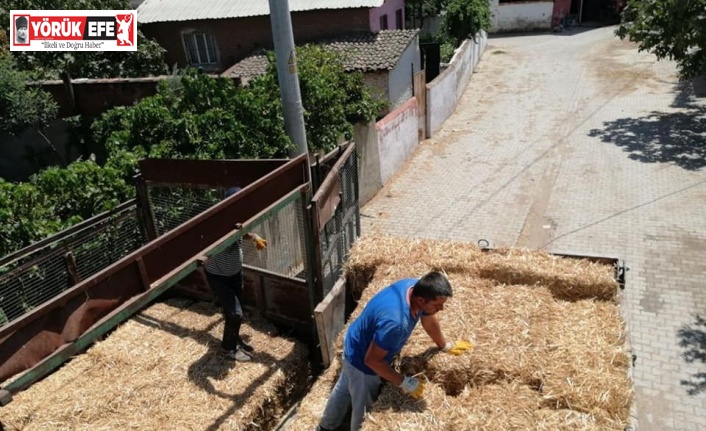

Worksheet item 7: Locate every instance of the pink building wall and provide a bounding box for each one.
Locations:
[369,0,406,32]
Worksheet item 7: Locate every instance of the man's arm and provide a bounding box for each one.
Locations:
[363,342,404,385]
[234,223,266,249]
[421,315,447,349]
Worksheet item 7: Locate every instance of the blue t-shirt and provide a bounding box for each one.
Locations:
[344,278,421,375]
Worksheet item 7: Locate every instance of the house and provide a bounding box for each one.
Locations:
[137,0,407,73]
[223,29,421,112]
[490,0,626,32]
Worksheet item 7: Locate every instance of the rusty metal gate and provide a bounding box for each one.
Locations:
[136,157,317,335]
[310,143,360,305]
[0,156,312,399]
[0,148,362,402]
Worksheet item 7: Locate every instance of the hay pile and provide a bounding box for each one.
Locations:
[288,235,631,431]
[1,298,309,431]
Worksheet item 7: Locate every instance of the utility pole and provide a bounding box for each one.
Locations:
[268,0,309,157]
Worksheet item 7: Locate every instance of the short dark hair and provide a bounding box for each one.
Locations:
[225,186,242,198]
[16,16,28,29]
[411,271,453,300]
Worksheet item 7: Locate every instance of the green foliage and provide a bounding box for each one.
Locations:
[1,0,167,79]
[440,0,491,46]
[32,157,134,223]
[0,152,137,255]
[406,0,448,28]
[0,180,62,256]
[95,47,385,158]
[0,52,57,136]
[93,69,294,160]
[440,41,456,63]
[1,43,384,257]
[262,46,386,151]
[616,0,706,79]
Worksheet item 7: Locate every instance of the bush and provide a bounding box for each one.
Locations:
[2,42,384,256]
[0,180,62,257]
[95,46,385,159]
[441,0,491,46]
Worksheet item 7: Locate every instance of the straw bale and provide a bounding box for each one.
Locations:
[363,381,621,431]
[1,298,310,431]
[475,248,619,301]
[361,382,462,431]
[345,236,484,294]
[287,235,630,430]
[540,300,632,423]
[285,356,342,431]
[401,275,561,394]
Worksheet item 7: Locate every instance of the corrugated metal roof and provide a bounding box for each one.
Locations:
[138,0,385,24]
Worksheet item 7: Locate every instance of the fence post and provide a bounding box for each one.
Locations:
[64,251,80,285]
[134,175,158,240]
[352,145,361,239]
[300,185,324,368]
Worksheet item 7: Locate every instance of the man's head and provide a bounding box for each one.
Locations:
[411,271,453,315]
[15,16,28,42]
[225,186,242,198]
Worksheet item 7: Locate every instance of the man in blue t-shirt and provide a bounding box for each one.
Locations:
[317,271,473,431]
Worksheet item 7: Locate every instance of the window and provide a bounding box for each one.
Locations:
[395,8,403,30]
[182,31,218,66]
[380,14,388,30]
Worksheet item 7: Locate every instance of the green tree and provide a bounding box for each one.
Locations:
[93,69,293,160]
[1,0,167,79]
[32,157,134,224]
[616,0,706,79]
[0,52,60,162]
[440,0,491,46]
[406,0,447,29]
[0,180,62,256]
[272,46,386,151]
[94,46,385,158]
[0,150,138,256]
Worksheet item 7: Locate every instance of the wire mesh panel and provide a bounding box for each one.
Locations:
[146,186,221,236]
[0,203,146,326]
[146,183,310,280]
[242,199,309,279]
[317,145,360,298]
[72,210,146,280]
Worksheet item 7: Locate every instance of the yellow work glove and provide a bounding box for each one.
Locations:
[251,235,268,251]
[442,340,474,355]
[399,376,425,399]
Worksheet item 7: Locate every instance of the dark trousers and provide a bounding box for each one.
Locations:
[205,271,244,351]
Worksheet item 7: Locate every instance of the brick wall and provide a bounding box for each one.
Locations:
[142,9,371,73]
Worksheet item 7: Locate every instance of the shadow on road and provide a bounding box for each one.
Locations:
[677,314,706,395]
[588,79,706,171]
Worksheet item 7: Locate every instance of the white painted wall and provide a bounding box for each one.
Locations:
[388,34,421,110]
[375,97,419,184]
[426,31,488,137]
[490,0,553,32]
[354,120,382,205]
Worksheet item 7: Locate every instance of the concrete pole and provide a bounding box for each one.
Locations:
[268,0,309,157]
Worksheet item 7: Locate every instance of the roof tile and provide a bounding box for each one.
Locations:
[225,29,419,80]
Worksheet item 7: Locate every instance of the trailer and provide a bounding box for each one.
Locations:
[0,143,359,412]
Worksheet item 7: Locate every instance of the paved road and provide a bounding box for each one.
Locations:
[361,26,706,430]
